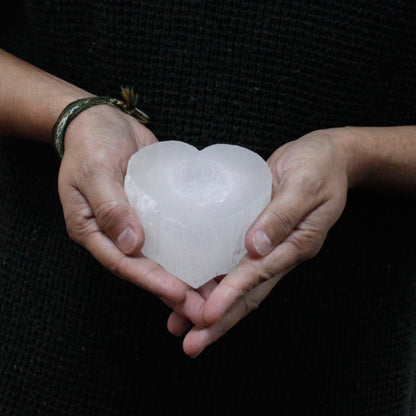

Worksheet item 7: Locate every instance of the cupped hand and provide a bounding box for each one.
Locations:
[58,104,206,325]
[169,129,352,356]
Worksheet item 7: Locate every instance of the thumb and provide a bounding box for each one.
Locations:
[83,168,144,255]
[245,183,317,258]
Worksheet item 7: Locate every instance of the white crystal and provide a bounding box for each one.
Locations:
[124,141,272,288]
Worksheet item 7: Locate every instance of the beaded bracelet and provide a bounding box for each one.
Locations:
[51,87,149,157]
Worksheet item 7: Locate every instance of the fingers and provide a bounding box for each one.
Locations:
[59,107,152,256]
[245,180,319,258]
[60,183,187,302]
[171,212,326,354]
[59,151,145,256]
[168,207,327,355]
[77,214,211,326]
[81,222,187,303]
[166,279,218,335]
[183,275,280,357]
[59,148,211,326]
[203,241,299,325]
[167,312,192,336]
[182,230,311,356]
[81,167,145,255]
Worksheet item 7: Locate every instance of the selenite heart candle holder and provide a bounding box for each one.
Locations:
[124,141,272,288]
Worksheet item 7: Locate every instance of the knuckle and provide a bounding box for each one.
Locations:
[291,242,307,265]
[65,225,79,244]
[94,199,124,231]
[108,260,123,278]
[222,279,246,302]
[239,257,272,287]
[305,238,324,259]
[63,211,88,245]
[256,267,272,285]
[105,253,126,278]
[300,245,318,261]
[242,296,261,315]
[263,209,293,240]
[287,235,324,264]
[307,237,325,259]
[65,223,78,243]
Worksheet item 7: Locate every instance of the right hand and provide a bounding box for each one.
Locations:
[58,104,207,326]
[168,129,351,356]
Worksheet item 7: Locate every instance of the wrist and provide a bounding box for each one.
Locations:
[55,88,149,157]
[332,126,377,189]
[45,90,95,140]
[63,104,121,152]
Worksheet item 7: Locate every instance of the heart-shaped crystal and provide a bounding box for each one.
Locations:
[125,141,272,288]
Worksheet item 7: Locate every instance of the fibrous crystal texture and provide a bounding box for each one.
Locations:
[124,141,272,288]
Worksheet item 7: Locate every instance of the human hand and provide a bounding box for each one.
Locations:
[58,104,206,325]
[168,129,352,356]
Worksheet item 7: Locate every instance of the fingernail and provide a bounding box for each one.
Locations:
[116,226,138,254]
[253,230,273,256]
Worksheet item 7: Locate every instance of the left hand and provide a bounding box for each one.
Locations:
[58,104,207,327]
[168,128,353,356]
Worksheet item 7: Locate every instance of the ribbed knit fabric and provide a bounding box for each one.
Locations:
[0,1,415,415]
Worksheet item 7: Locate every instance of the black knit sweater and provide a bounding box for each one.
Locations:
[0,1,415,415]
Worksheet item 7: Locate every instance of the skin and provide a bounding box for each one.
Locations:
[1,49,416,357]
